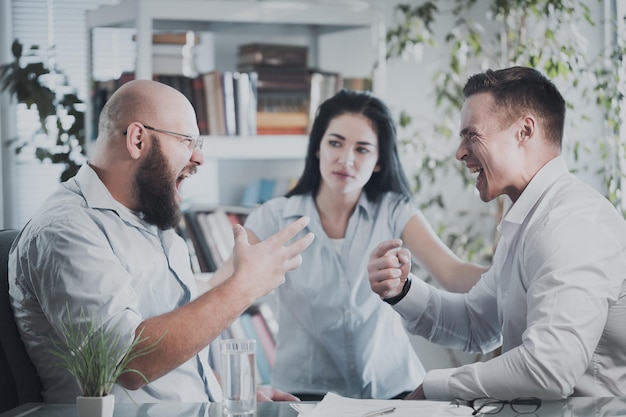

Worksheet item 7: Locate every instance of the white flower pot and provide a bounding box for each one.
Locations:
[76,394,115,417]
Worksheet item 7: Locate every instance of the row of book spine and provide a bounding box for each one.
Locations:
[177,207,250,273]
[91,70,369,139]
[92,71,257,138]
[241,177,299,207]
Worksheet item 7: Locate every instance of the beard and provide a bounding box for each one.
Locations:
[135,135,181,230]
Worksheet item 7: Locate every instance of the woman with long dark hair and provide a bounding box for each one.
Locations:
[213,89,485,400]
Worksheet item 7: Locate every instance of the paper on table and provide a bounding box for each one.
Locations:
[296,392,473,417]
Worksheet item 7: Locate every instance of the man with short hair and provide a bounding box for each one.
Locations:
[9,79,314,403]
[369,66,626,400]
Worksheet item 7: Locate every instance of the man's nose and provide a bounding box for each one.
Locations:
[191,147,205,166]
[456,140,468,161]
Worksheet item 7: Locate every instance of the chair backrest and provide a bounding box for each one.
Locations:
[0,229,43,412]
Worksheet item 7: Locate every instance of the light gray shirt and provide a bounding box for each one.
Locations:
[395,156,626,399]
[245,192,426,399]
[9,164,222,403]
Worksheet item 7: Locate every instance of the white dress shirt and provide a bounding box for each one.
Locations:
[394,156,626,400]
[245,192,425,399]
[9,164,222,403]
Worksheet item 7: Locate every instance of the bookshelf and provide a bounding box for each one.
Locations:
[85,1,386,384]
[86,0,385,207]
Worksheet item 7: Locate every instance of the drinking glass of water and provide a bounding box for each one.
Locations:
[220,339,257,415]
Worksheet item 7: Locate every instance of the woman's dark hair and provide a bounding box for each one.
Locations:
[286,89,412,201]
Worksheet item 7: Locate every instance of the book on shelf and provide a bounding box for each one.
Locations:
[178,206,252,272]
[256,126,308,135]
[227,211,245,226]
[91,45,348,138]
[211,208,237,249]
[203,71,227,136]
[229,316,248,340]
[246,303,278,384]
[207,300,278,383]
[155,74,195,105]
[256,88,309,135]
[132,32,200,76]
[208,335,223,374]
[233,71,258,136]
[182,211,217,272]
[342,76,372,92]
[196,212,229,267]
[239,66,311,92]
[200,70,260,136]
[258,178,276,204]
[256,303,279,341]
[238,43,328,137]
[237,43,308,68]
[241,178,277,206]
[241,177,299,206]
[222,71,237,136]
[152,44,192,76]
[205,210,236,265]
[175,215,203,274]
[239,313,271,384]
[256,111,308,133]
[132,32,200,46]
[118,71,136,86]
[201,212,226,266]
[308,70,342,131]
[250,313,276,368]
[192,75,209,135]
[241,178,264,207]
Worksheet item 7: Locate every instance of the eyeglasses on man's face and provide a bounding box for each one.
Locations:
[455,397,541,415]
[123,124,203,151]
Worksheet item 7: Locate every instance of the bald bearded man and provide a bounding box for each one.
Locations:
[8,80,314,404]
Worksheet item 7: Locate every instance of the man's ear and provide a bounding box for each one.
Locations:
[125,122,145,159]
[518,115,536,146]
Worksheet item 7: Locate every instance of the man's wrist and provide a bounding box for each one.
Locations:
[422,368,455,400]
[383,276,412,305]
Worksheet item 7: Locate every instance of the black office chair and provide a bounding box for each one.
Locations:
[0,229,43,412]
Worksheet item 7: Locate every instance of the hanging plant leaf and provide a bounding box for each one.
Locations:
[0,39,86,182]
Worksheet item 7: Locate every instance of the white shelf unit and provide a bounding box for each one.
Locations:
[86,0,385,206]
[184,135,309,205]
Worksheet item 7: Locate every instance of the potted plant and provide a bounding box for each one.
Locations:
[0,39,86,182]
[48,308,163,417]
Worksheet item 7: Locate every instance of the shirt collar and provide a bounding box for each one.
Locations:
[75,162,119,211]
[500,155,568,232]
[75,163,158,234]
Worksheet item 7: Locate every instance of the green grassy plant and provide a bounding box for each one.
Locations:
[47,309,164,397]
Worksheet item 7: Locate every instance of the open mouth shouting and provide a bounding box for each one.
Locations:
[175,166,197,202]
[468,164,485,189]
